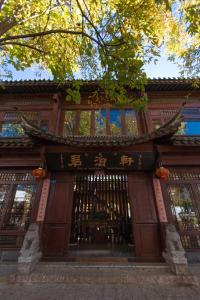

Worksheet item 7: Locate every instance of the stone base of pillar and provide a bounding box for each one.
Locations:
[162,224,189,276]
[18,261,36,275]
[17,223,42,275]
[163,251,189,275]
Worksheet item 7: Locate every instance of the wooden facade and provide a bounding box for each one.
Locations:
[0,79,200,262]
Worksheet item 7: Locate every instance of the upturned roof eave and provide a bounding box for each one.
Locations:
[19,106,183,148]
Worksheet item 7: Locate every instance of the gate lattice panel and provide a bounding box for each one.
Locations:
[166,168,200,250]
[70,174,132,247]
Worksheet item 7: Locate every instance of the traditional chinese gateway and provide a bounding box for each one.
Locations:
[0,78,200,263]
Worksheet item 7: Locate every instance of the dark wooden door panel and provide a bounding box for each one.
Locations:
[45,182,70,223]
[128,173,157,223]
[42,172,74,258]
[128,172,161,260]
[134,224,161,257]
[43,224,66,257]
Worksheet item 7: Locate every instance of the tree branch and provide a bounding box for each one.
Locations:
[105,41,126,47]
[0,29,100,46]
[43,0,53,33]
[76,0,105,48]
[0,19,17,37]
[0,41,46,53]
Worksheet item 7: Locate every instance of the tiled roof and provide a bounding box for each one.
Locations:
[172,136,200,146]
[0,137,35,148]
[146,78,200,91]
[0,78,199,94]
[20,108,182,147]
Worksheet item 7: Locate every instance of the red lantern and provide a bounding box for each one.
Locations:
[32,167,46,181]
[155,166,170,181]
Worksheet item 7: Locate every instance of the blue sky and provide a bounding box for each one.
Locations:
[144,55,180,78]
[1,54,181,81]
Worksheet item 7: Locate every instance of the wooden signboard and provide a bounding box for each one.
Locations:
[46,152,155,171]
[37,178,50,222]
[153,178,168,223]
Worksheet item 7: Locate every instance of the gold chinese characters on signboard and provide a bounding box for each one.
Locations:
[47,152,154,171]
[68,155,82,167]
[94,153,107,167]
[120,155,134,166]
[66,153,136,168]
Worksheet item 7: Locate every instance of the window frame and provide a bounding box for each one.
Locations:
[179,108,200,136]
[0,111,49,138]
[148,106,200,135]
[0,170,40,249]
[0,121,26,137]
[161,167,200,250]
[62,107,140,136]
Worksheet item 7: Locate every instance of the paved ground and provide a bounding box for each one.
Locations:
[0,263,200,300]
[0,282,200,300]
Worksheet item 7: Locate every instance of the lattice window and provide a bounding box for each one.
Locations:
[0,184,10,219]
[63,109,139,136]
[124,110,138,135]
[178,107,200,135]
[148,108,178,131]
[3,184,36,230]
[0,171,37,233]
[79,111,91,135]
[167,184,200,231]
[4,111,40,121]
[0,111,49,137]
[2,99,51,106]
[161,109,178,123]
[4,112,19,121]
[95,110,106,136]
[168,168,200,181]
[63,111,76,135]
[166,168,200,250]
[167,183,200,249]
[0,171,34,183]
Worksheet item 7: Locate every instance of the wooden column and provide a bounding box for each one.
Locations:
[152,178,168,252]
[36,178,51,222]
[49,93,62,135]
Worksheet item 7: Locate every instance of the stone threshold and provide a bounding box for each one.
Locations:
[37,261,169,269]
[0,261,199,287]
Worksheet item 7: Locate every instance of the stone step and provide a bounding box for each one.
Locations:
[67,256,130,263]
[9,262,198,287]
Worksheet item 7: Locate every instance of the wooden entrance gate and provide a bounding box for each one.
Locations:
[42,171,162,260]
[70,174,133,253]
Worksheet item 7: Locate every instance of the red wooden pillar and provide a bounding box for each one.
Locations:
[49,93,62,135]
[152,178,168,252]
[128,172,162,261]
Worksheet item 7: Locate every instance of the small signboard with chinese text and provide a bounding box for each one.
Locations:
[153,178,168,223]
[37,178,50,222]
[46,152,155,171]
